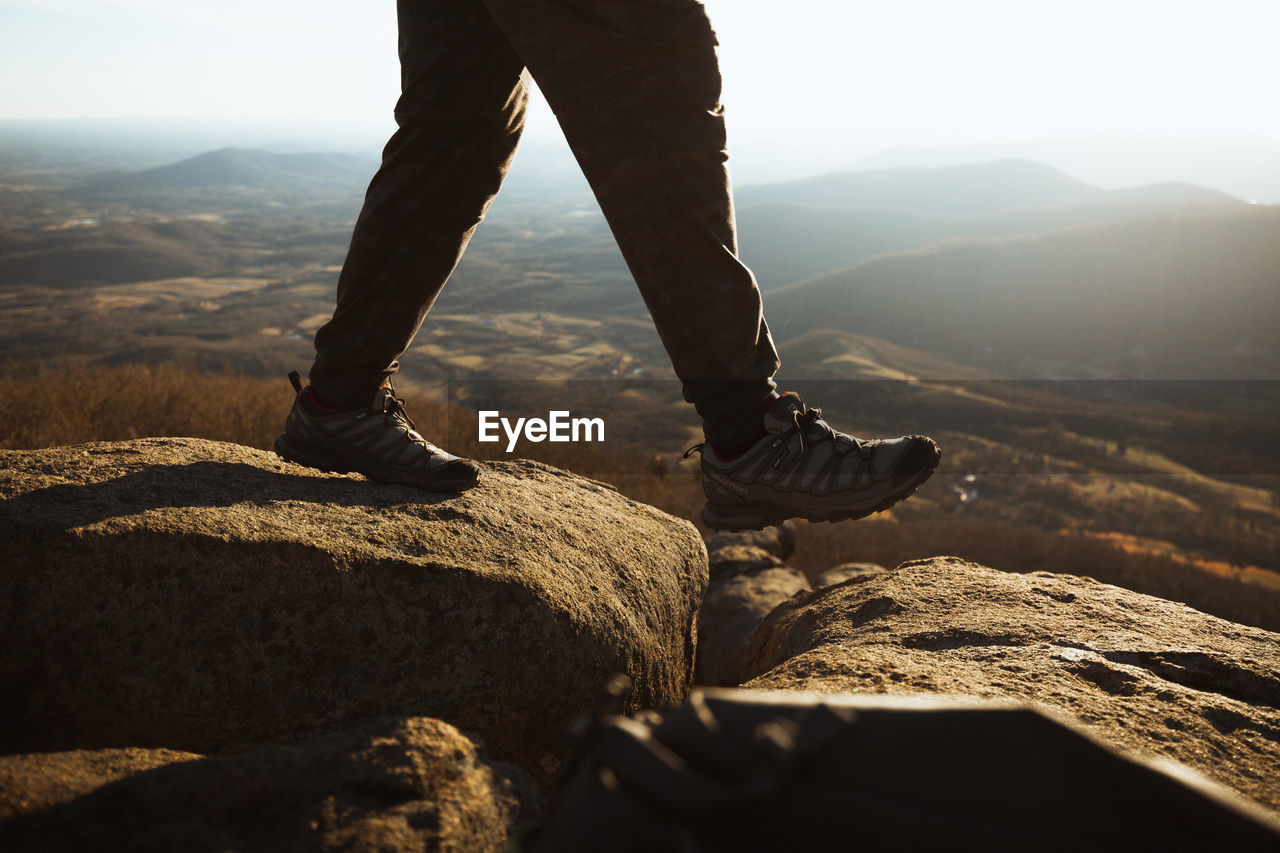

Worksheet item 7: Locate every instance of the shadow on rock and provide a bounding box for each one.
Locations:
[1,716,539,853]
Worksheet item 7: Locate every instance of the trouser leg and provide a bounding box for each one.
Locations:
[481,0,779,448]
[310,0,529,407]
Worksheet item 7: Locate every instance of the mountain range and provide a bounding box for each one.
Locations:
[4,146,1277,381]
[764,205,1280,379]
[71,148,377,195]
[850,135,1280,204]
[738,158,1234,216]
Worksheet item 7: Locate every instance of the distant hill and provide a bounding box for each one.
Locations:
[737,159,1109,217]
[72,148,376,195]
[763,205,1280,379]
[777,328,999,381]
[738,204,947,288]
[1097,182,1241,207]
[0,219,245,287]
[852,136,1280,204]
[735,160,1240,288]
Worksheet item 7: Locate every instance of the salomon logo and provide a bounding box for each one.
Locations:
[709,471,749,496]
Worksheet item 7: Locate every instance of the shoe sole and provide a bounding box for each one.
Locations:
[700,439,941,531]
[274,433,479,493]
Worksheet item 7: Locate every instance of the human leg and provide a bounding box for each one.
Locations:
[310,0,530,408]
[479,0,939,525]
[280,0,529,490]
[479,0,780,451]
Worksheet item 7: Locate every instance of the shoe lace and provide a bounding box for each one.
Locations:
[793,405,870,459]
[381,392,425,444]
[793,406,830,452]
[683,405,872,461]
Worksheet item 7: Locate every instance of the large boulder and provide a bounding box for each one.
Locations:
[0,438,707,787]
[743,558,1280,813]
[1,716,538,852]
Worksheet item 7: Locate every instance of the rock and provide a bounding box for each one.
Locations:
[814,562,886,587]
[696,565,810,686]
[706,543,786,579]
[742,557,1280,813]
[533,689,1280,851]
[1,716,538,853]
[0,438,707,789]
[703,522,795,561]
[0,748,199,821]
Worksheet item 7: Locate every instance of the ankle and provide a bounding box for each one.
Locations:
[305,386,343,411]
[704,391,777,459]
[709,431,767,461]
[309,380,392,412]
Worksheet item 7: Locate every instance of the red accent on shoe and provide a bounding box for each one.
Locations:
[768,391,802,413]
[368,382,392,408]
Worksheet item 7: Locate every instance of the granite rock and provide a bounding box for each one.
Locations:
[743,557,1280,813]
[1,716,537,852]
[0,438,708,788]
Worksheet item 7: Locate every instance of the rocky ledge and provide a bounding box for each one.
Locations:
[0,438,708,789]
[743,557,1280,812]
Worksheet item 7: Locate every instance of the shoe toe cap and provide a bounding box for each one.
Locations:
[892,436,941,484]
[435,458,480,490]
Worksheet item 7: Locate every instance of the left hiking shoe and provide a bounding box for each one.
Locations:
[274,371,479,492]
[689,392,940,530]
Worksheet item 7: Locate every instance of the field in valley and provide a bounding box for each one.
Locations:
[2,139,1277,632]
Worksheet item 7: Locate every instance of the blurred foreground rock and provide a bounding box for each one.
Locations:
[1,716,537,853]
[0,438,707,788]
[534,689,1280,851]
[743,557,1280,812]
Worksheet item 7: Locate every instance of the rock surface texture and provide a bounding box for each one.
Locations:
[1,716,537,853]
[0,748,199,821]
[743,558,1280,813]
[703,522,795,561]
[696,563,810,686]
[815,562,886,587]
[696,530,810,687]
[0,438,707,787]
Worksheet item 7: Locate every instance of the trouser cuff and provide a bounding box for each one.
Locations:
[688,378,778,450]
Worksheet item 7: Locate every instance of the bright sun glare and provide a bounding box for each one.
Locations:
[2,0,1278,177]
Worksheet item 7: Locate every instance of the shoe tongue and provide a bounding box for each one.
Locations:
[369,384,394,409]
[370,384,425,441]
[763,392,806,435]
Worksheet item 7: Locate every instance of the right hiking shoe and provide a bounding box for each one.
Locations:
[689,392,940,530]
[274,371,479,492]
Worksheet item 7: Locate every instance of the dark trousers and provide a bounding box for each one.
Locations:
[311,0,780,448]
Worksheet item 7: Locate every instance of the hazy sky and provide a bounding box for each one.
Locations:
[3,0,1279,164]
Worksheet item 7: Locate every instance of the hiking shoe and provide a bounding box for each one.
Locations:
[688,392,940,530]
[274,371,479,492]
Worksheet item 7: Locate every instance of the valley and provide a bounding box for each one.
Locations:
[1,139,1277,631]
